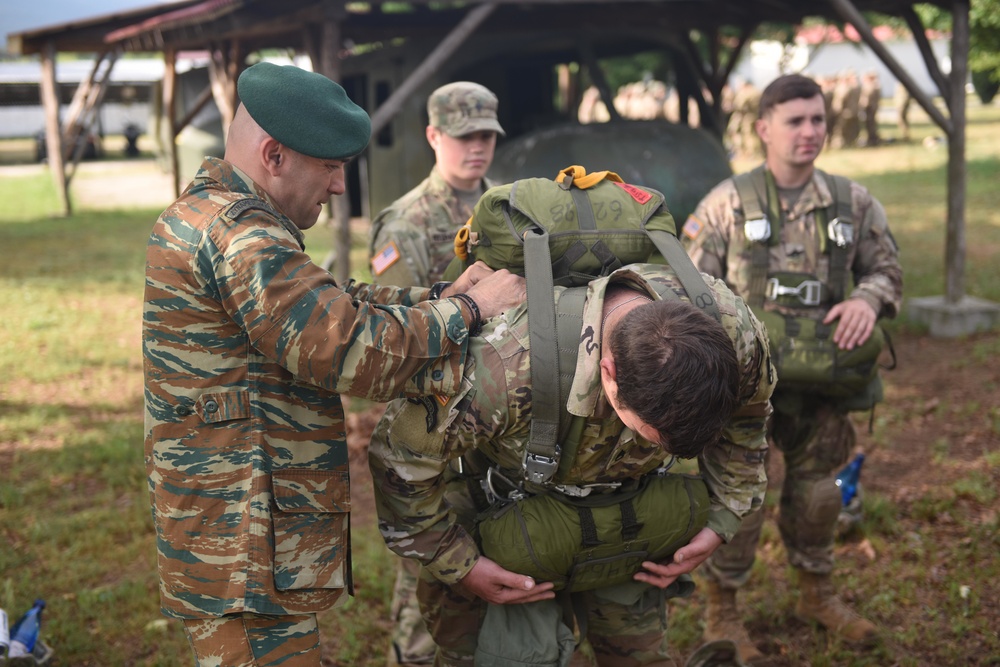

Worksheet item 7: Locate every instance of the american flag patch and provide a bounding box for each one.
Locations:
[371,241,401,275]
[683,216,703,240]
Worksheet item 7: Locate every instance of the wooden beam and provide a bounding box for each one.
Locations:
[826,0,951,134]
[945,0,969,304]
[66,50,120,185]
[901,7,951,101]
[175,84,215,135]
[39,40,71,216]
[368,2,498,138]
[317,3,354,283]
[579,40,622,122]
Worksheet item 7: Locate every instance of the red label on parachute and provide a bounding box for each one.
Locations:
[615,181,653,204]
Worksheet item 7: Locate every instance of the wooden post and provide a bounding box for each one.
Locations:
[945,0,969,304]
[316,3,354,284]
[39,40,70,216]
[163,47,181,198]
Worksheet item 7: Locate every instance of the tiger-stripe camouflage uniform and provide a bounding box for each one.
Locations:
[683,75,902,657]
[369,167,498,287]
[369,263,775,667]
[143,156,475,625]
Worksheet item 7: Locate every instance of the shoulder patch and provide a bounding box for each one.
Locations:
[683,215,704,240]
[614,181,653,204]
[371,241,401,276]
[225,197,279,220]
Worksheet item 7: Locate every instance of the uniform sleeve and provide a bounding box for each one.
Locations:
[368,338,515,585]
[698,281,775,542]
[848,186,903,319]
[207,209,469,401]
[369,209,432,288]
[683,181,740,281]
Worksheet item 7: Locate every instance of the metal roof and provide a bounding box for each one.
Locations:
[7,0,952,57]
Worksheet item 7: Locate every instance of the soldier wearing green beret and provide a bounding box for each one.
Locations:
[367,80,505,667]
[142,62,526,666]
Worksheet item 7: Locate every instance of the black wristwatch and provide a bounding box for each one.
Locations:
[428,281,451,300]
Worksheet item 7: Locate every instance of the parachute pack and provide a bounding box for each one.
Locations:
[448,166,718,592]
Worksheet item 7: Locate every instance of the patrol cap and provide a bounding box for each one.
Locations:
[237,62,371,160]
[427,81,505,137]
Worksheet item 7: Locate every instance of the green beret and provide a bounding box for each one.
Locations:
[237,62,371,160]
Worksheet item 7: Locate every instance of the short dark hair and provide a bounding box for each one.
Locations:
[758,74,822,118]
[609,298,740,459]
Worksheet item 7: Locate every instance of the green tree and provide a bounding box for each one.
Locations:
[919,0,1000,102]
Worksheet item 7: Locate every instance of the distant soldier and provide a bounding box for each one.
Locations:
[894,82,913,142]
[860,71,882,147]
[831,70,862,148]
[817,75,837,145]
[727,80,762,158]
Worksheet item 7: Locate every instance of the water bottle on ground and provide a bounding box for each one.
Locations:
[836,453,866,537]
[7,599,45,658]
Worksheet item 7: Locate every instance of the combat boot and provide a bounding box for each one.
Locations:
[703,580,763,664]
[795,571,879,645]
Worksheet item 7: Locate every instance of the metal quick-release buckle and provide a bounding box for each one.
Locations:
[765,278,823,306]
[484,467,526,503]
[827,218,854,247]
[744,217,771,242]
[523,451,560,485]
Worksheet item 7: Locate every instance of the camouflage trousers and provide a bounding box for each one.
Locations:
[388,469,479,666]
[389,556,437,665]
[705,392,856,588]
[417,570,677,667]
[182,613,321,666]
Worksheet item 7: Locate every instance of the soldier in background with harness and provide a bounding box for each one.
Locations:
[683,74,902,664]
[369,167,775,667]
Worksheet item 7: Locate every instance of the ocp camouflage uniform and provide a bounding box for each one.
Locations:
[683,171,902,585]
[369,164,496,665]
[143,157,474,628]
[369,263,775,667]
[369,167,496,287]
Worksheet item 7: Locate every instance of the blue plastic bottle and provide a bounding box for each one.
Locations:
[835,453,865,506]
[7,599,45,658]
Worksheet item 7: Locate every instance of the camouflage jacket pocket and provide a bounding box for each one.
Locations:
[272,466,351,591]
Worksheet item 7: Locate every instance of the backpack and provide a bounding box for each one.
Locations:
[733,166,894,407]
[448,166,719,592]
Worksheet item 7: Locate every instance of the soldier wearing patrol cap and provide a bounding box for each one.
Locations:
[143,62,525,666]
[368,83,504,666]
[683,73,902,664]
[369,81,505,289]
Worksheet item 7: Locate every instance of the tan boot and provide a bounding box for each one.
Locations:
[703,580,763,664]
[795,571,879,645]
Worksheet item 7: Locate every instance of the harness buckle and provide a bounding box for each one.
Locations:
[484,467,526,503]
[744,217,771,243]
[827,218,854,247]
[765,278,823,306]
[523,452,560,485]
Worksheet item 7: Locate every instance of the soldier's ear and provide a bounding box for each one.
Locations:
[260,137,284,176]
[426,125,441,150]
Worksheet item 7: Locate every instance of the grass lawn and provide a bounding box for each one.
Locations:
[0,100,998,666]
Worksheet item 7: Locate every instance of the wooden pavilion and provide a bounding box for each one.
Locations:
[9,0,990,334]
